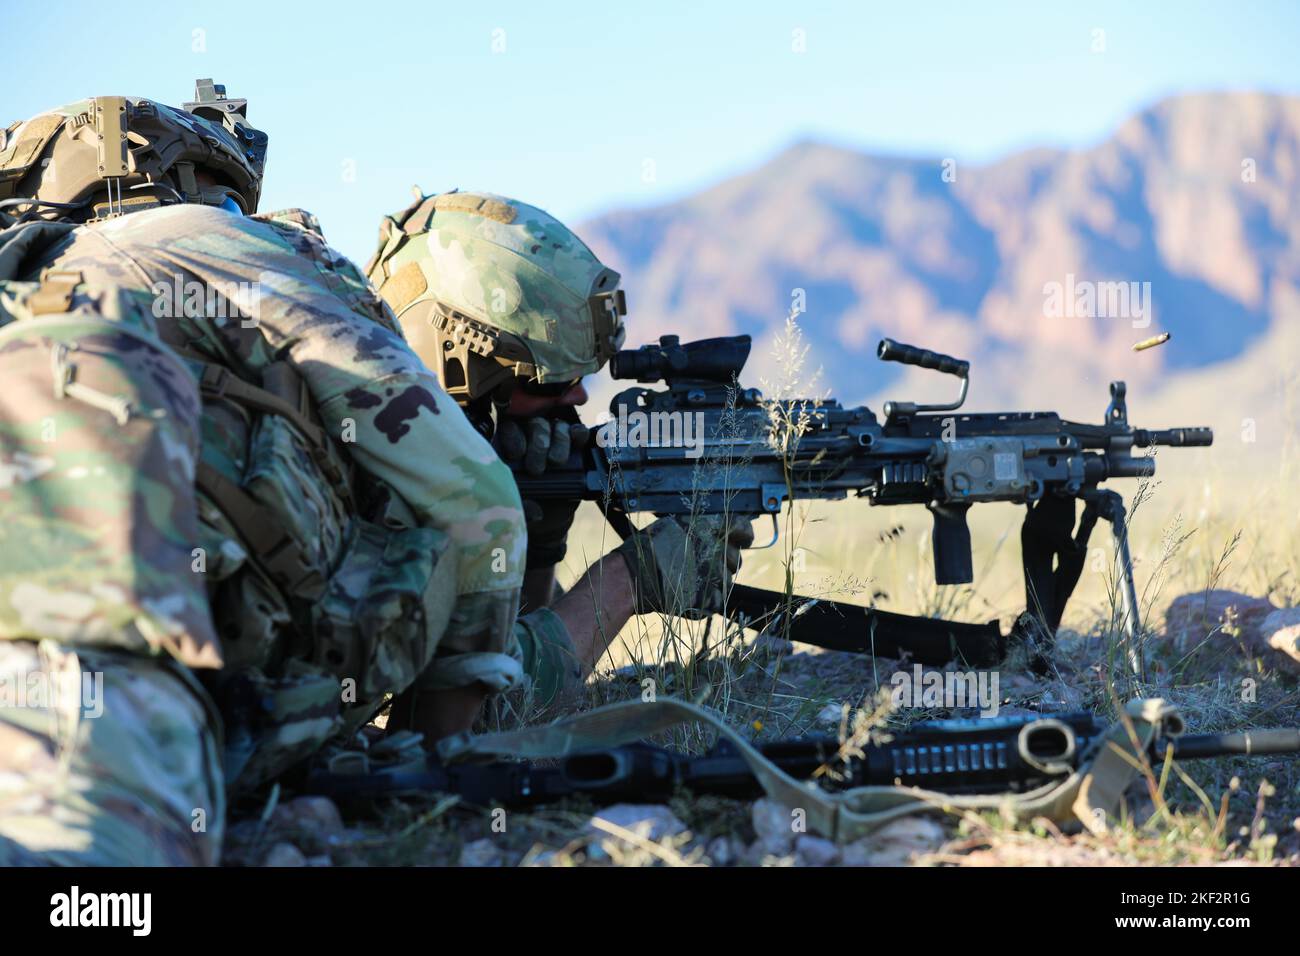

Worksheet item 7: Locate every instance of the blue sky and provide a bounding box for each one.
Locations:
[6,1,1298,264]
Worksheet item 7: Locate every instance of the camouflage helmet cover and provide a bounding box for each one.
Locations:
[366,190,626,401]
[0,79,266,225]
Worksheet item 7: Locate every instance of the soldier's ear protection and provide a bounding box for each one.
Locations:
[215,192,246,215]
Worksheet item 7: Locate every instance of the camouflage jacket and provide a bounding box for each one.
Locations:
[0,204,528,785]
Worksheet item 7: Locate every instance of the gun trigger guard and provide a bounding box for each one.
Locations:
[749,513,780,550]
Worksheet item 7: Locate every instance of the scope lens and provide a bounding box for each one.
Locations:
[611,351,654,380]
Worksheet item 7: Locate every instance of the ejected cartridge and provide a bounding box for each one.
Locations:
[1132,332,1171,352]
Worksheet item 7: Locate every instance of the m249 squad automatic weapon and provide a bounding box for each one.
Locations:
[305,710,1298,809]
[513,335,1213,674]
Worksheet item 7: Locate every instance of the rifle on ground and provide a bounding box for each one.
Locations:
[304,711,1297,809]
[513,335,1213,673]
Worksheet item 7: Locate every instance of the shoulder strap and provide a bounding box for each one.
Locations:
[194,460,326,602]
[180,350,353,605]
[194,360,324,447]
[181,352,353,505]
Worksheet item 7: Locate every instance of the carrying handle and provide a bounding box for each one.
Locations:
[878,339,971,418]
[878,339,970,379]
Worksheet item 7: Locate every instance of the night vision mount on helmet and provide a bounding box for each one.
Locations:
[0,78,267,229]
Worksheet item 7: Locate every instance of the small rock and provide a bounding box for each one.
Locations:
[587,804,687,843]
[263,842,307,867]
[271,795,344,834]
[1262,607,1300,675]
[816,703,845,725]
[751,798,796,855]
[794,834,839,866]
[839,839,875,866]
[459,838,504,867]
[706,836,733,866]
[303,855,333,867]
[1164,591,1276,651]
[837,817,948,866]
[863,816,947,865]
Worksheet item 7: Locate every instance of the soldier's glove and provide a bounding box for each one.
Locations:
[495,415,590,569]
[614,513,755,619]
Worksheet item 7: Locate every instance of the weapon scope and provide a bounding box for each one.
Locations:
[611,334,752,384]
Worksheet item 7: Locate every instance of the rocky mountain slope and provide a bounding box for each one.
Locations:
[579,93,1300,453]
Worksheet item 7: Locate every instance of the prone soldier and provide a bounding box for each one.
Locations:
[0,82,527,864]
[365,191,754,722]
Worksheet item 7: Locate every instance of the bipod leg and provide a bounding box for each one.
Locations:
[1087,489,1143,679]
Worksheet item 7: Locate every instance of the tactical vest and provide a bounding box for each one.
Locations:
[0,218,457,793]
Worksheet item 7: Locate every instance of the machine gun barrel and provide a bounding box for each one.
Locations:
[1165,728,1300,759]
[1134,427,1214,448]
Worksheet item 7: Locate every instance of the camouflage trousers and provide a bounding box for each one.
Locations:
[0,640,224,866]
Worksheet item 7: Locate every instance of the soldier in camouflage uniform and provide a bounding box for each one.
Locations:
[0,83,527,864]
[366,192,754,716]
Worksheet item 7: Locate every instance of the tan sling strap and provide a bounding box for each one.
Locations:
[176,349,350,604]
[195,361,325,449]
[180,353,353,506]
[194,459,326,603]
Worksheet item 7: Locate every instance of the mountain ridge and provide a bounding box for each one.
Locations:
[578,91,1300,453]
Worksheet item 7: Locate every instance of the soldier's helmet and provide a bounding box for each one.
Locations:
[365,190,627,405]
[0,79,267,228]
